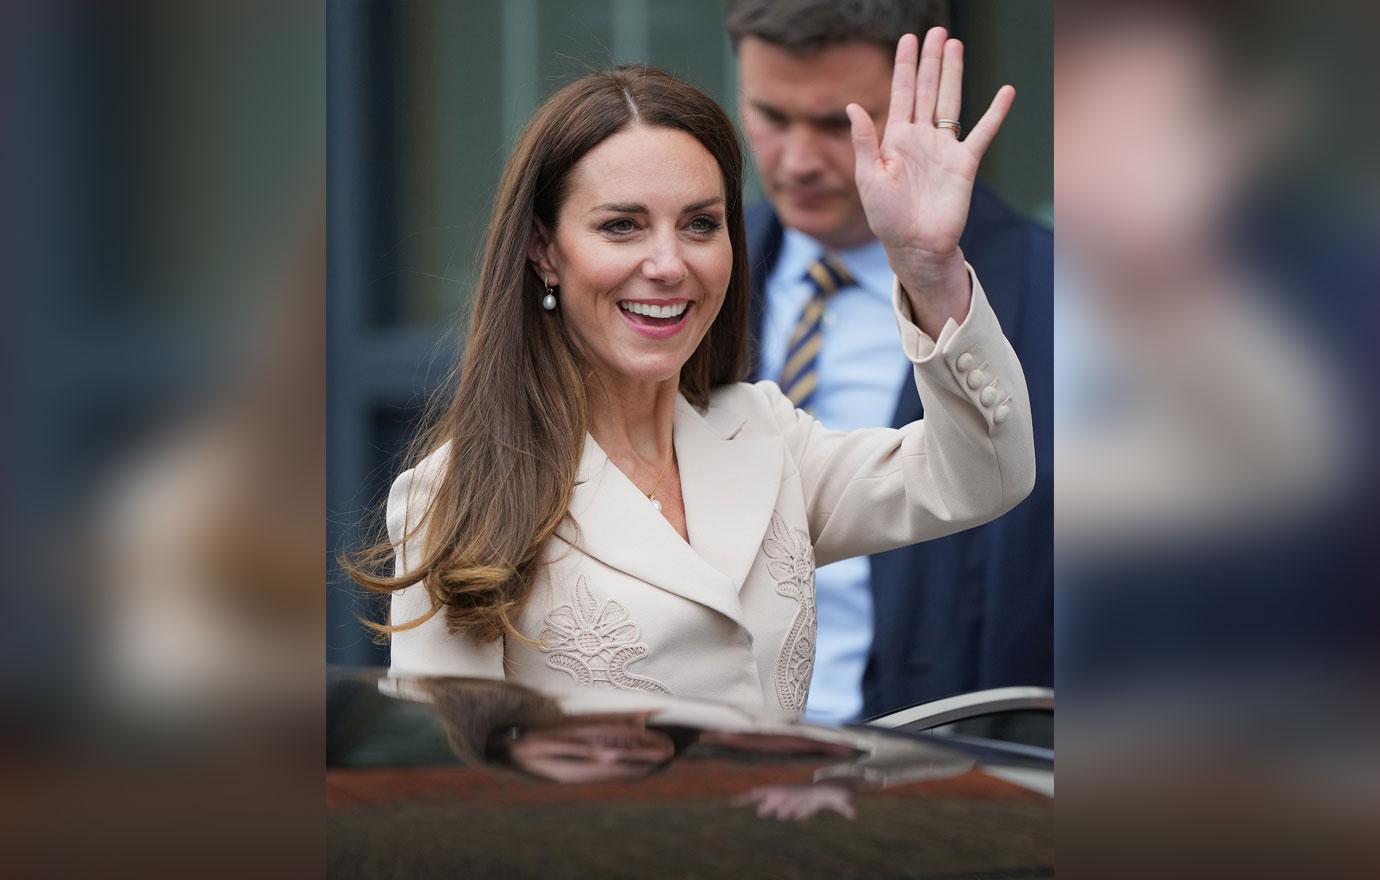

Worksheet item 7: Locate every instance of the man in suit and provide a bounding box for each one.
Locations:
[726,0,1053,722]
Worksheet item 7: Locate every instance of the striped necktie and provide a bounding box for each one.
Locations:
[778,254,854,411]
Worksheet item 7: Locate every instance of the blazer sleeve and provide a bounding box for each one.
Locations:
[386,446,505,680]
[763,263,1036,568]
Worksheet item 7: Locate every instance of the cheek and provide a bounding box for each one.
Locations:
[562,243,637,292]
[828,137,858,175]
[694,241,734,300]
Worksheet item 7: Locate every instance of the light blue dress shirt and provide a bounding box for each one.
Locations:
[758,228,910,724]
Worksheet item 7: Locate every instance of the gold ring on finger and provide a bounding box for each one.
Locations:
[935,118,961,136]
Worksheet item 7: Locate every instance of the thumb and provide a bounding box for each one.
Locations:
[846,103,879,181]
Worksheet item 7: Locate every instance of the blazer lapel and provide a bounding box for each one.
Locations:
[673,395,783,593]
[558,431,751,630]
[745,203,785,380]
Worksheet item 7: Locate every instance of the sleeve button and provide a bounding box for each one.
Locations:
[966,369,986,390]
[993,403,1011,424]
[955,352,974,371]
[980,386,998,406]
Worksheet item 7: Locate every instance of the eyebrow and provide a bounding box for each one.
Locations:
[590,196,725,215]
[751,99,852,127]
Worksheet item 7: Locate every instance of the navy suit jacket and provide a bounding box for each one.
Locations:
[745,181,1053,718]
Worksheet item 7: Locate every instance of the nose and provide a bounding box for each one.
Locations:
[780,124,825,181]
[641,230,688,286]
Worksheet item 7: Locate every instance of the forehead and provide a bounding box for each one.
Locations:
[737,37,893,113]
[562,125,724,209]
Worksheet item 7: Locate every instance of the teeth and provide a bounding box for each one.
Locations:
[620,301,688,319]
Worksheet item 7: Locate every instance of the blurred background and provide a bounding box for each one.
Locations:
[324,0,1053,668]
[3,1,326,874]
[1054,1,1379,877]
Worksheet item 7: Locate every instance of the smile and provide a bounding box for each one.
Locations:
[617,300,693,340]
[619,301,688,318]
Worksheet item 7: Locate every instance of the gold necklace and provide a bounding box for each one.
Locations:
[638,452,675,513]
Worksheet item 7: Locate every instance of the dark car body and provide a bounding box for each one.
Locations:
[327,669,1053,879]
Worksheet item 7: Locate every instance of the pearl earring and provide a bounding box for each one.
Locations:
[542,279,558,311]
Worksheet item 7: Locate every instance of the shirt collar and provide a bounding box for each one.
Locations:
[777,227,893,303]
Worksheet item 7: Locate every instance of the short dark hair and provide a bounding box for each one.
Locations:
[726,0,950,55]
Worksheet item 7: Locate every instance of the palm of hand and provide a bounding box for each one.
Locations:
[847,29,1015,263]
[859,127,979,258]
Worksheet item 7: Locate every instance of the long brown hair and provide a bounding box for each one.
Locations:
[347,66,752,643]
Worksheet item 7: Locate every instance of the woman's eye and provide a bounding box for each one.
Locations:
[688,215,722,235]
[601,219,637,235]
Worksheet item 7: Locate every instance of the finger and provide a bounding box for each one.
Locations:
[913,26,947,127]
[886,33,919,128]
[846,103,880,176]
[964,84,1015,160]
[934,38,963,128]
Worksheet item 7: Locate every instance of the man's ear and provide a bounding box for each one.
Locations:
[526,219,558,285]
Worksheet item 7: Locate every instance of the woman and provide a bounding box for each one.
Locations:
[351,30,1034,719]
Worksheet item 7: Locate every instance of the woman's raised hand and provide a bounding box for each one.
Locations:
[845,29,1015,334]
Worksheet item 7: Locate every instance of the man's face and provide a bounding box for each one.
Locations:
[737,37,893,249]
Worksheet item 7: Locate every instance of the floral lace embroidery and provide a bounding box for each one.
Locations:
[762,512,817,716]
[539,576,671,694]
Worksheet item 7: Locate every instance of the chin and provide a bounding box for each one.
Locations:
[614,354,689,386]
[779,204,841,238]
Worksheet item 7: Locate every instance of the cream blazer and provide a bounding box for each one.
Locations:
[387,267,1035,719]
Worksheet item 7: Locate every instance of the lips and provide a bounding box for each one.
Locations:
[619,300,688,320]
[617,299,693,340]
[777,183,839,204]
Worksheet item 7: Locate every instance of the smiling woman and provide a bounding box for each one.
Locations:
[347,65,753,644]
[347,43,1036,720]
[527,125,733,434]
